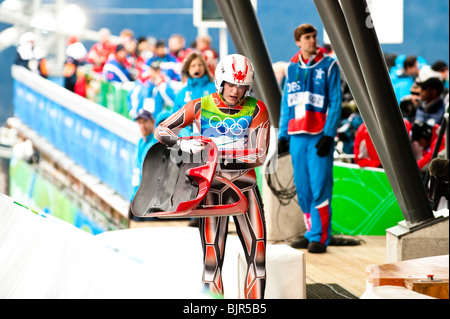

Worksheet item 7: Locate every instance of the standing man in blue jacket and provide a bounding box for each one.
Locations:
[278,24,342,253]
[131,109,157,201]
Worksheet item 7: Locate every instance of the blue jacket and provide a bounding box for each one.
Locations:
[103,58,132,83]
[128,79,176,120]
[173,74,216,113]
[145,54,181,81]
[415,98,446,126]
[392,74,416,104]
[279,49,342,141]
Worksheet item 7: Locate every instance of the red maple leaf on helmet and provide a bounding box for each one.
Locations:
[231,56,248,83]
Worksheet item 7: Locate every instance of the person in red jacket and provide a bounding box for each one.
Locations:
[354,120,412,168]
[86,28,116,73]
[353,123,381,168]
[412,121,446,171]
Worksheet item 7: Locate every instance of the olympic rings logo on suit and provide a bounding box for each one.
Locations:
[208,116,250,136]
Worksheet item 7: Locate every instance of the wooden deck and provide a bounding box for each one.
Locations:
[130,219,387,298]
[300,235,386,297]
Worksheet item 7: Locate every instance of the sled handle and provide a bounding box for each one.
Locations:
[189,175,248,217]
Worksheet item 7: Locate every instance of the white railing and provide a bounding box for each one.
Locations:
[11,65,139,201]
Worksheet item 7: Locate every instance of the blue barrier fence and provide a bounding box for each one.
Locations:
[12,66,140,201]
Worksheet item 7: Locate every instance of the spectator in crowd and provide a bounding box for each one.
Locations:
[353,122,381,168]
[103,44,134,83]
[146,61,178,115]
[278,23,342,253]
[128,61,177,120]
[14,31,48,78]
[135,37,153,80]
[195,34,219,76]
[389,54,406,79]
[119,28,139,78]
[86,28,116,73]
[399,82,421,123]
[392,55,420,104]
[416,64,442,84]
[119,28,134,45]
[431,60,449,91]
[415,77,446,126]
[173,52,216,113]
[145,39,181,81]
[168,33,188,63]
[337,112,363,155]
[146,36,157,57]
[63,35,87,92]
[354,119,412,169]
[411,121,446,172]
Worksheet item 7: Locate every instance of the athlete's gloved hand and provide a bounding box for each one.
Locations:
[315,135,334,157]
[278,139,290,156]
[177,139,204,154]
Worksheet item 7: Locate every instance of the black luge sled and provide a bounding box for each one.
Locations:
[131,136,248,218]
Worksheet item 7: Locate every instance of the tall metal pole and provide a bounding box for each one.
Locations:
[313,0,404,221]
[216,0,281,127]
[338,0,433,226]
[215,0,263,115]
[214,0,248,56]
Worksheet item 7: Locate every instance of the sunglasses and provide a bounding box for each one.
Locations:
[410,91,420,96]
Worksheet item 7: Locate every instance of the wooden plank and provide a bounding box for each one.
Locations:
[404,279,449,299]
[367,255,449,289]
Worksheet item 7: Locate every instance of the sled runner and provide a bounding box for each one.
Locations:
[131,136,249,218]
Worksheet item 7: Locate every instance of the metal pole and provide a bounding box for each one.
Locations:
[339,0,433,226]
[313,0,404,221]
[214,0,247,56]
[217,0,281,127]
[313,1,390,161]
[215,0,264,109]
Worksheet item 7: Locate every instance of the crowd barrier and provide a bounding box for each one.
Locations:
[78,67,133,120]
[332,162,404,235]
[12,65,140,201]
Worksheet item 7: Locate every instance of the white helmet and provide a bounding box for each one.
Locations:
[215,54,254,97]
[19,32,36,45]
